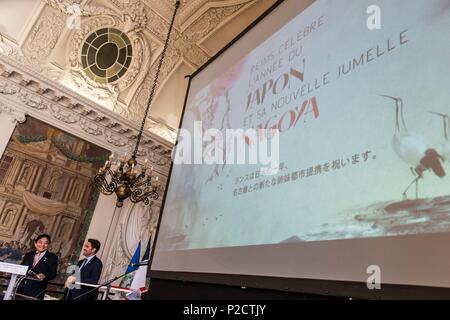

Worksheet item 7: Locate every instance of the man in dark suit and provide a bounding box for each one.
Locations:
[17,234,58,299]
[66,239,103,300]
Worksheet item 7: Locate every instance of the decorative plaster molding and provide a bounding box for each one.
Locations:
[146,119,178,144]
[127,145,147,157]
[0,102,27,124]
[18,90,50,110]
[49,104,79,124]
[122,2,149,33]
[22,7,66,62]
[79,118,103,136]
[43,0,119,18]
[184,4,247,43]
[0,79,19,95]
[0,35,18,57]
[70,67,119,100]
[111,0,140,9]
[105,130,129,147]
[0,7,64,81]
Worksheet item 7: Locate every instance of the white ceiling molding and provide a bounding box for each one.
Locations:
[0,1,45,46]
[180,0,253,32]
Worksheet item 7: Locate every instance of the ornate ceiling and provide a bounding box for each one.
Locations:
[0,0,277,144]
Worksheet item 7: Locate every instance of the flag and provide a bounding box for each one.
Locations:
[126,236,152,299]
[126,242,141,273]
[130,235,151,291]
[118,242,141,297]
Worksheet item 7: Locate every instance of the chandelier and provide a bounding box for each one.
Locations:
[93,1,180,208]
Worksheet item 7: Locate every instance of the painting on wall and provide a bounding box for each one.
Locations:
[0,116,110,283]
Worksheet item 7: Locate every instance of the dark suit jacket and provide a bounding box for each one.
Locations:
[67,255,103,300]
[17,250,58,299]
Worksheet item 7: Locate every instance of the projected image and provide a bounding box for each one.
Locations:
[158,0,450,251]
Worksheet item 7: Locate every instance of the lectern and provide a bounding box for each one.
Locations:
[0,262,29,300]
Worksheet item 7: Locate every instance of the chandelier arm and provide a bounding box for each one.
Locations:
[93,175,108,188]
[146,191,160,201]
[107,180,119,192]
[99,174,111,186]
[94,179,114,195]
[130,189,145,203]
[131,179,152,189]
[130,189,158,204]
[100,188,115,196]
[133,173,146,182]
[130,196,150,206]
[94,172,118,194]
[132,1,181,157]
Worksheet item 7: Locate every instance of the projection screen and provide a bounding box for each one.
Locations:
[152,0,450,290]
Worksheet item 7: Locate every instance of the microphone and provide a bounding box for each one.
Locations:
[28,270,37,277]
[28,270,43,280]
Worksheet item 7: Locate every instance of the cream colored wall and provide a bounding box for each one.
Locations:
[0,113,20,157]
[81,193,118,261]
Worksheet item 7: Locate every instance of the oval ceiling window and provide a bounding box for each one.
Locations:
[81,28,133,84]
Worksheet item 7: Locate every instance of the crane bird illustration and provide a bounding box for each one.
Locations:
[429,112,450,161]
[379,95,446,199]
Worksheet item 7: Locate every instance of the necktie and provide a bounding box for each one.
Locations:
[33,252,42,267]
[80,259,88,269]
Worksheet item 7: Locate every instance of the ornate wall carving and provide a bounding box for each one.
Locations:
[43,0,118,18]
[0,35,16,57]
[22,6,66,62]
[0,79,19,95]
[49,104,79,124]
[184,4,248,43]
[0,102,26,124]
[0,6,64,81]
